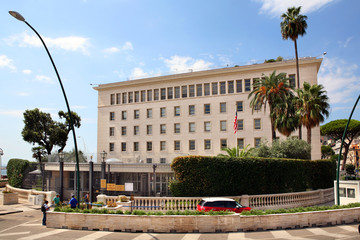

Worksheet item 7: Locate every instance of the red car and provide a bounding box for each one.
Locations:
[197,197,251,213]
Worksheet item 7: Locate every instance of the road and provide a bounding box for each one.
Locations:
[0,210,359,240]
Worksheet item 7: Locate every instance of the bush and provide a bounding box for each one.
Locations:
[345,164,355,175]
[7,158,36,188]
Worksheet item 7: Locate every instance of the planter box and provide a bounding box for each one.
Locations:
[0,192,19,205]
[0,182,8,188]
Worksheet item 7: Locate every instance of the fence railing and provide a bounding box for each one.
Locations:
[98,188,334,211]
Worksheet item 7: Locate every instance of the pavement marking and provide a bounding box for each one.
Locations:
[75,231,113,240]
[132,233,159,240]
[338,225,357,232]
[227,232,245,239]
[17,229,69,240]
[269,230,309,240]
[21,224,43,226]
[0,219,38,233]
[306,227,350,239]
[0,231,30,237]
[181,233,201,240]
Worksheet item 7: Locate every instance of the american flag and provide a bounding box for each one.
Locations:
[233,111,238,134]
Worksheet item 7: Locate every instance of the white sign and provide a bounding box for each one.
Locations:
[125,182,133,191]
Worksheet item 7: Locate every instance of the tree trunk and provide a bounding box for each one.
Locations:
[307,126,311,145]
[341,139,353,170]
[271,121,277,142]
[294,39,302,140]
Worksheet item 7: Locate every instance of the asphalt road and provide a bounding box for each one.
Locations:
[0,210,359,240]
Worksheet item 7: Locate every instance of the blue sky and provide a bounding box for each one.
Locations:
[0,0,359,164]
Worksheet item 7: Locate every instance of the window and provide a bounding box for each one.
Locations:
[254,138,261,148]
[189,122,195,132]
[236,101,243,112]
[254,102,261,111]
[134,142,139,151]
[175,86,180,98]
[135,91,140,102]
[174,123,180,133]
[237,119,244,131]
[121,126,127,136]
[236,80,242,93]
[189,105,195,115]
[122,92,127,104]
[109,127,115,136]
[116,93,121,104]
[182,86,187,98]
[160,107,166,117]
[212,82,218,95]
[167,87,173,99]
[147,90,152,101]
[161,88,166,100]
[220,102,226,113]
[147,141,153,151]
[160,141,166,151]
[204,83,210,96]
[289,74,296,88]
[174,141,180,151]
[204,121,211,132]
[189,85,195,97]
[245,79,251,92]
[237,138,244,149]
[204,139,211,150]
[220,82,226,94]
[110,143,115,152]
[196,84,202,96]
[154,89,159,100]
[254,119,261,129]
[189,140,195,151]
[160,124,166,134]
[220,120,227,131]
[174,106,180,116]
[147,109,152,118]
[228,81,234,93]
[110,94,115,105]
[146,158,152,164]
[134,126,139,135]
[147,125,152,135]
[141,90,146,102]
[110,112,115,121]
[121,111,127,120]
[128,92,133,103]
[121,142,126,152]
[204,104,211,114]
[220,139,227,149]
[134,110,140,119]
[160,158,166,164]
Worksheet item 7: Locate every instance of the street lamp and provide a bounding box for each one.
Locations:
[9,11,81,205]
[152,164,157,197]
[100,150,107,194]
[58,152,65,202]
[0,148,3,180]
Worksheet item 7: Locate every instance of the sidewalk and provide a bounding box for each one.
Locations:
[0,187,41,215]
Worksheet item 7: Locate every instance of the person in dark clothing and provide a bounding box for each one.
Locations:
[42,200,50,226]
[69,195,78,208]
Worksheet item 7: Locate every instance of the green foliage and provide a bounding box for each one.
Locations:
[251,138,311,160]
[345,164,355,175]
[321,145,335,159]
[217,145,253,158]
[7,158,37,188]
[170,156,335,197]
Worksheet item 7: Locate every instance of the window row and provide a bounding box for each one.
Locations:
[108,138,262,152]
[109,101,245,121]
[109,119,262,136]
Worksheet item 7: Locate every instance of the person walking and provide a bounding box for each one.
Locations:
[69,195,78,208]
[41,200,50,226]
[83,192,90,209]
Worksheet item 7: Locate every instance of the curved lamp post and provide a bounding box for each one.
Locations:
[9,11,81,205]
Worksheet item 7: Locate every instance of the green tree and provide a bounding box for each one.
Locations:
[217,145,252,158]
[22,108,81,155]
[248,71,293,141]
[57,111,81,153]
[296,82,329,145]
[320,119,360,170]
[321,145,335,159]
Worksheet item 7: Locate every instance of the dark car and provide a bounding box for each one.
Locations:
[197,197,251,213]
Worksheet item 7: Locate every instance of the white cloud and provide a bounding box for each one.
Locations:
[17,92,30,97]
[22,69,32,74]
[255,0,335,17]
[130,67,150,79]
[71,105,87,109]
[35,75,55,84]
[103,47,120,54]
[0,110,24,117]
[103,41,133,54]
[338,37,354,48]
[0,55,16,71]
[5,32,91,55]
[163,55,213,73]
[122,41,133,51]
[318,57,360,104]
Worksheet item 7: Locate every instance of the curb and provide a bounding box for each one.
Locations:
[0,210,24,215]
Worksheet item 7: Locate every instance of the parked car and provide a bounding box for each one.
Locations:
[197,197,251,213]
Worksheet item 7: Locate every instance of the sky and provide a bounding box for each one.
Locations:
[0,0,359,165]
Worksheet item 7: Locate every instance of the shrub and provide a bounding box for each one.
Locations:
[7,158,36,188]
[345,164,355,175]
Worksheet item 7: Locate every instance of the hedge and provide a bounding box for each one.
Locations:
[170,156,336,197]
[7,158,37,188]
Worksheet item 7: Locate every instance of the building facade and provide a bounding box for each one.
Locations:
[95,57,323,162]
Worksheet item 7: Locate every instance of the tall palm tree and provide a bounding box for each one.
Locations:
[296,82,330,145]
[248,71,292,141]
[281,6,308,140]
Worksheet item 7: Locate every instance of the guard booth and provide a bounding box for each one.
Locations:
[334,180,360,205]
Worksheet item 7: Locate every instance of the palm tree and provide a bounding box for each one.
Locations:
[217,145,253,158]
[248,71,292,141]
[296,82,330,145]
